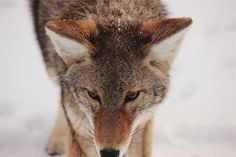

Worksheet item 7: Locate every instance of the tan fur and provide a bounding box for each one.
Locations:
[125,119,153,157]
[66,128,98,157]
[45,106,67,155]
[46,19,96,44]
[94,107,132,150]
[44,18,191,156]
[64,117,154,157]
[142,119,153,157]
[31,0,192,157]
[140,18,192,52]
[66,128,86,157]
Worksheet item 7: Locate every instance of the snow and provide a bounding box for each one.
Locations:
[0,0,235,157]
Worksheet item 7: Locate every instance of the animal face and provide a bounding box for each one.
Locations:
[46,18,192,156]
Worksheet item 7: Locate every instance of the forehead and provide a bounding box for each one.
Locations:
[95,21,147,54]
[91,24,146,90]
[66,22,156,98]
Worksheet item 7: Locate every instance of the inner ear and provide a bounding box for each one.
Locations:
[139,18,192,64]
[45,19,97,64]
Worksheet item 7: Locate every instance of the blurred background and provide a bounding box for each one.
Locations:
[0,0,235,157]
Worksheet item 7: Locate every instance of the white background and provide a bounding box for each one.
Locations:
[0,0,235,157]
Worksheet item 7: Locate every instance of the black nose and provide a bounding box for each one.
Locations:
[100,149,119,157]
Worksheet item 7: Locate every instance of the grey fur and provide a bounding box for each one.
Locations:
[30,1,184,156]
[31,0,167,78]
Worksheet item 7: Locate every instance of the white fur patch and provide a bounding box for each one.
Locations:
[131,106,157,133]
[66,106,92,137]
[120,106,157,157]
[45,27,88,63]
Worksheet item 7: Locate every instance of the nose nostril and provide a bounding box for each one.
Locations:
[100,149,120,157]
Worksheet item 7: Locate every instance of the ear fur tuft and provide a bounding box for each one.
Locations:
[45,19,97,65]
[140,17,192,64]
[46,19,97,42]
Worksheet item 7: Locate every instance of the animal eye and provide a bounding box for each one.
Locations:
[87,91,100,102]
[125,91,140,103]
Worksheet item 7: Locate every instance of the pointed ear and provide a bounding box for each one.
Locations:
[45,19,97,65]
[140,18,192,64]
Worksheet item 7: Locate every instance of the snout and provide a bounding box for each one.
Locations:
[95,109,132,157]
[100,149,119,157]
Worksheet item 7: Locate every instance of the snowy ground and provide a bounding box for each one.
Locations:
[0,0,236,157]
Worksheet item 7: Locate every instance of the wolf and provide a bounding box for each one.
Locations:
[31,0,192,157]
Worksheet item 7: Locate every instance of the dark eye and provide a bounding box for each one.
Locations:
[125,91,140,103]
[88,91,101,102]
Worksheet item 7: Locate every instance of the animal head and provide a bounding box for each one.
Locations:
[46,18,192,157]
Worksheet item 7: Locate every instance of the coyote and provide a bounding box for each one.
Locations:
[31,0,192,157]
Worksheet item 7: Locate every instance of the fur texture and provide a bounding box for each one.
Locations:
[31,0,192,157]
[31,0,167,78]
